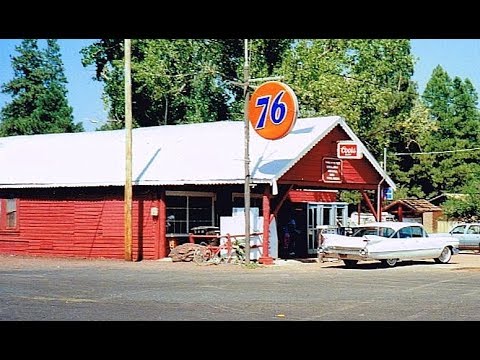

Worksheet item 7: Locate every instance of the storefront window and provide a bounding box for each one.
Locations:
[166,196,188,234]
[166,192,215,235]
[189,196,214,229]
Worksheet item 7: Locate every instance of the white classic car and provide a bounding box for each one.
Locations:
[318,221,459,268]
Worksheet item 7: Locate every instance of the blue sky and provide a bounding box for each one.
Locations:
[1,39,480,132]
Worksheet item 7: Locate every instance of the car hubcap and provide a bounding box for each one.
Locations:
[386,259,397,267]
[440,247,451,262]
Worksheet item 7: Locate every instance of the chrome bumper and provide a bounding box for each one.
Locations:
[318,246,368,260]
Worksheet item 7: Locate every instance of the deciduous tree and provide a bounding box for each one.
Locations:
[80,39,293,129]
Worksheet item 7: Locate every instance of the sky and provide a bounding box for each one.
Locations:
[1,39,480,132]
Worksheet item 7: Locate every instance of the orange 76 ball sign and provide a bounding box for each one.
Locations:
[248,81,299,140]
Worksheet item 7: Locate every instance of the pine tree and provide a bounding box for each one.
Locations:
[417,65,480,197]
[0,39,83,136]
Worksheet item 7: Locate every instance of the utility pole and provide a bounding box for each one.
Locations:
[378,147,387,222]
[124,39,133,261]
[241,41,285,264]
[243,39,251,265]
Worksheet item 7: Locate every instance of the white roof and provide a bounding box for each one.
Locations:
[0,116,395,189]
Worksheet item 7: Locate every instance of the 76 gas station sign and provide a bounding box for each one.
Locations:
[248,81,298,140]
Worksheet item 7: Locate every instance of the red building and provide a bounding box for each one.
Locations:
[0,116,395,262]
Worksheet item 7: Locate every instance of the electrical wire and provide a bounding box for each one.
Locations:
[395,147,480,156]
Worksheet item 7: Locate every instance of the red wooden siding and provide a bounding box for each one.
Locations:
[288,190,338,203]
[280,125,381,189]
[0,194,159,260]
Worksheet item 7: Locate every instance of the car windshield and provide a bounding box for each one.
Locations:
[352,226,395,238]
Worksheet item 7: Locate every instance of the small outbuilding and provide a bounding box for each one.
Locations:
[383,199,443,233]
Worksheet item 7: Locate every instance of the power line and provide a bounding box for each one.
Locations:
[395,147,480,156]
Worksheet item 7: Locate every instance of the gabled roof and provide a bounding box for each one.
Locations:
[384,199,443,213]
[0,116,395,189]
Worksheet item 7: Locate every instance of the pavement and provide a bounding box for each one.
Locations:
[1,250,479,270]
[273,250,480,269]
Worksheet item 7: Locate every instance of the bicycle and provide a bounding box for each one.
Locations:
[193,239,246,266]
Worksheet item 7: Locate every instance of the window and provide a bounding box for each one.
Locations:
[398,227,412,238]
[468,225,480,234]
[165,191,215,235]
[411,226,425,238]
[0,198,18,230]
[352,226,395,238]
[451,225,466,235]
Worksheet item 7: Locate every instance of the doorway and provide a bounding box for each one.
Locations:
[307,202,348,254]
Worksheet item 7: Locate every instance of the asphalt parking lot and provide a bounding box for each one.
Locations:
[1,251,480,322]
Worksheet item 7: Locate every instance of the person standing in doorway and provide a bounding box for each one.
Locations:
[286,216,299,257]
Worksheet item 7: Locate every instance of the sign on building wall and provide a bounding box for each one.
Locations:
[337,141,363,159]
[322,157,342,183]
[384,187,394,200]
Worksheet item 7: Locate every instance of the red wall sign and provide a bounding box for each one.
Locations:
[322,157,342,183]
[337,141,363,159]
[248,81,298,140]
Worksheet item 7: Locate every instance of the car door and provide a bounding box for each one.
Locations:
[402,225,439,258]
[450,224,468,249]
[463,224,480,250]
[390,226,415,258]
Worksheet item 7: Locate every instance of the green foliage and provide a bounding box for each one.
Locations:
[81,39,293,129]
[339,190,361,204]
[442,180,480,222]
[422,65,452,122]
[0,39,83,136]
[390,186,410,200]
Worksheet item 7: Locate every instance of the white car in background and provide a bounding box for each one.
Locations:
[448,223,480,251]
[318,221,459,268]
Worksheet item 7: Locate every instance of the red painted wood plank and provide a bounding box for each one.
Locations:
[1,194,159,260]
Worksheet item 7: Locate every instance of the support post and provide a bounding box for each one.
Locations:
[259,184,273,265]
[159,188,167,258]
[361,190,377,220]
[124,39,133,261]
